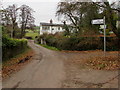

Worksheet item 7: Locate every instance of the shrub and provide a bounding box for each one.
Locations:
[2,36,28,61]
[37,34,119,51]
[25,36,33,39]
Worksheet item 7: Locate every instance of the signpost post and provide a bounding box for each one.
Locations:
[92,16,106,57]
[103,16,106,57]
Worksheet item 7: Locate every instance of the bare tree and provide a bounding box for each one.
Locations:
[1,9,11,25]
[5,4,19,38]
[19,5,35,38]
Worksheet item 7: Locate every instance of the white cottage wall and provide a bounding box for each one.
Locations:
[40,23,64,35]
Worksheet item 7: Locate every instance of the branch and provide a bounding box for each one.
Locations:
[93,2,120,12]
[112,8,120,12]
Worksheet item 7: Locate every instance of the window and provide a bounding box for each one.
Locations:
[58,27,60,30]
[47,26,49,30]
[42,26,50,30]
[52,28,54,30]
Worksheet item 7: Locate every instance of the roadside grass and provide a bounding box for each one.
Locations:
[25,30,39,39]
[38,44,61,51]
[25,32,39,39]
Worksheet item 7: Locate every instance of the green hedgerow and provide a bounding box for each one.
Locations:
[2,36,28,61]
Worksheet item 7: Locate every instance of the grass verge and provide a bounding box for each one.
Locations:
[25,32,39,40]
[38,44,60,51]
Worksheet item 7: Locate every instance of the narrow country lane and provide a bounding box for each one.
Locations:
[2,40,119,88]
[3,40,65,88]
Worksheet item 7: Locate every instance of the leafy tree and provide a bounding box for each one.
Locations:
[56,1,99,34]
[95,0,120,38]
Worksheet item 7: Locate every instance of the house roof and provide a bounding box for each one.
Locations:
[40,22,63,26]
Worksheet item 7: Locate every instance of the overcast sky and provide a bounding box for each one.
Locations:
[1,0,118,26]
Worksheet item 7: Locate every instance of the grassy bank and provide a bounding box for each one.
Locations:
[25,30,39,40]
[38,44,60,51]
[25,32,38,39]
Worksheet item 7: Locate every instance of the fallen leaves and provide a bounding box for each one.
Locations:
[2,49,34,79]
[63,50,119,70]
[86,56,120,70]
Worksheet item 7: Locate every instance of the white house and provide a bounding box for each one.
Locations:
[40,20,65,35]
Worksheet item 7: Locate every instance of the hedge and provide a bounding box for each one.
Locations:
[37,34,119,51]
[2,36,28,61]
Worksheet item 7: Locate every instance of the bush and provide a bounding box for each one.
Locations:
[37,34,119,51]
[25,36,33,39]
[2,36,28,61]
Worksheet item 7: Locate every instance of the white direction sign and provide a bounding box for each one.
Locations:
[92,19,104,24]
[100,25,106,29]
[92,17,106,57]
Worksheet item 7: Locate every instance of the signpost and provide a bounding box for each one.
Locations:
[92,16,106,57]
[100,25,106,29]
[92,19,104,25]
[103,16,106,57]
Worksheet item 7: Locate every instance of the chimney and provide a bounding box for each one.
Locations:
[50,19,53,24]
[63,21,66,25]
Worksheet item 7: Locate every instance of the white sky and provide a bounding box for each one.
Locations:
[0,0,118,26]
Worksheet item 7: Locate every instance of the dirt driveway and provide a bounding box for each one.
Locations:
[2,40,119,88]
[61,51,119,88]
